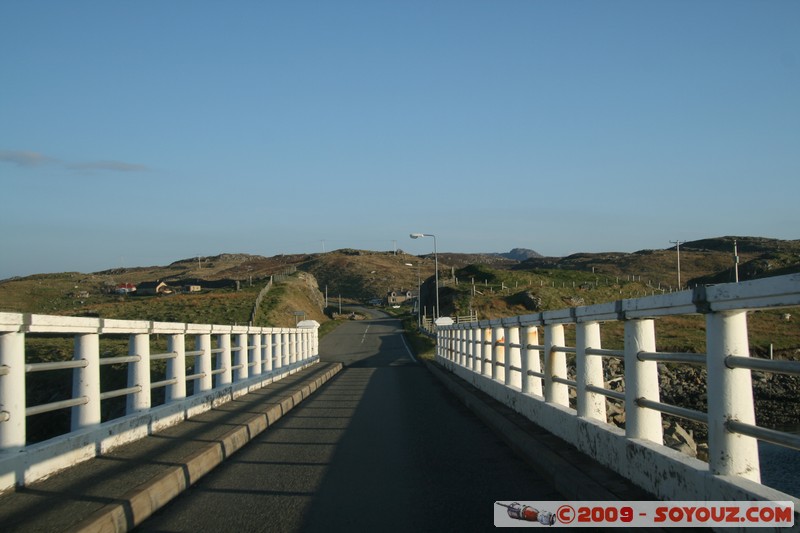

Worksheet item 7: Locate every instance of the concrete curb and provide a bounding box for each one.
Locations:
[69,363,343,533]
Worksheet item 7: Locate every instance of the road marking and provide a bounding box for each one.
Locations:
[360,325,370,344]
[399,332,418,363]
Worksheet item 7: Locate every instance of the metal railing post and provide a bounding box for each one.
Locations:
[506,322,522,389]
[522,325,542,396]
[196,333,213,392]
[467,326,475,371]
[263,332,274,372]
[706,310,760,481]
[166,334,186,402]
[456,324,467,366]
[456,327,462,366]
[576,321,606,421]
[217,333,232,387]
[290,331,298,365]
[482,325,492,376]
[544,324,569,406]
[0,332,25,451]
[474,325,484,375]
[71,333,100,430]
[234,333,248,382]
[624,319,662,443]
[127,333,151,414]
[491,322,504,382]
[249,333,262,376]
[274,331,284,370]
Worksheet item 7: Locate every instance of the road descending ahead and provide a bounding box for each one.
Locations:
[141,311,563,531]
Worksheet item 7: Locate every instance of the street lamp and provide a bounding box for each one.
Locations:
[410,233,439,319]
[405,262,421,328]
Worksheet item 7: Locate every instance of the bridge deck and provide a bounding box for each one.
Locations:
[0,363,342,532]
[0,316,657,532]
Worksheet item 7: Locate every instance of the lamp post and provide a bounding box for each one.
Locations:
[405,262,422,328]
[410,233,439,319]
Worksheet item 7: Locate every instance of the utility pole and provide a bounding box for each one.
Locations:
[734,239,740,283]
[670,240,683,289]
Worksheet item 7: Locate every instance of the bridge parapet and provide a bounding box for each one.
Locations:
[437,273,800,505]
[0,314,319,493]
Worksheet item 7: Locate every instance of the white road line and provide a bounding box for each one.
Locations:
[360,325,370,344]
[399,332,418,363]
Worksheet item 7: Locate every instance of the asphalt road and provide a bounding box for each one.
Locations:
[139,311,563,532]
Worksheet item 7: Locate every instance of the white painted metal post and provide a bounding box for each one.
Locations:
[544,324,569,406]
[467,326,475,371]
[196,334,213,392]
[166,334,186,402]
[522,325,542,396]
[72,333,101,430]
[275,331,285,368]
[506,324,522,389]
[0,332,25,451]
[234,333,248,382]
[624,319,662,443]
[127,334,151,414]
[706,310,761,481]
[451,328,458,364]
[217,334,232,387]
[492,323,505,383]
[459,327,467,366]
[263,332,274,372]
[284,331,292,366]
[300,329,308,362]
[482,326,492,376]
[290,331,298,365]
[576,322,606,421]
[311,326,319,358]
[250,333,262,376]
[474,326,484,375]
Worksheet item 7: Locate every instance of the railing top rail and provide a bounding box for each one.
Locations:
[437,273,800,330]
[0,313,311,335]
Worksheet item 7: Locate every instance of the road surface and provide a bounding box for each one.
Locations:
[140,310,563,531]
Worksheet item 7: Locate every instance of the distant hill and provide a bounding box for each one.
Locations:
[2,236,797,322]
[497,248,544,261]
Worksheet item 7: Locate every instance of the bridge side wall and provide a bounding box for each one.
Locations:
[440,357,794,504]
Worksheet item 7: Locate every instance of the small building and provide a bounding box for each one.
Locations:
[137,281,172,295]
[387,289,413,305]
[115,283,137,294]
[184,284,202,293]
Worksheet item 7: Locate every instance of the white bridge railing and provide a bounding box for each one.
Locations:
[436,273,800,505]
[0,314,320,493]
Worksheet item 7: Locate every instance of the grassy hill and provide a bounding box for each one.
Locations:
[4,236,799,442]
[2,235,798,333]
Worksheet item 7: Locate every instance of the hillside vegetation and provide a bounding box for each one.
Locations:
[1,236,798,333]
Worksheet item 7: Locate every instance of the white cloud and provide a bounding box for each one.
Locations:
[0,150,57,167]
[0,149,149,173]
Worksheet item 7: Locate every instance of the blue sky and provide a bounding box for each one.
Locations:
[1,1,798,279]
